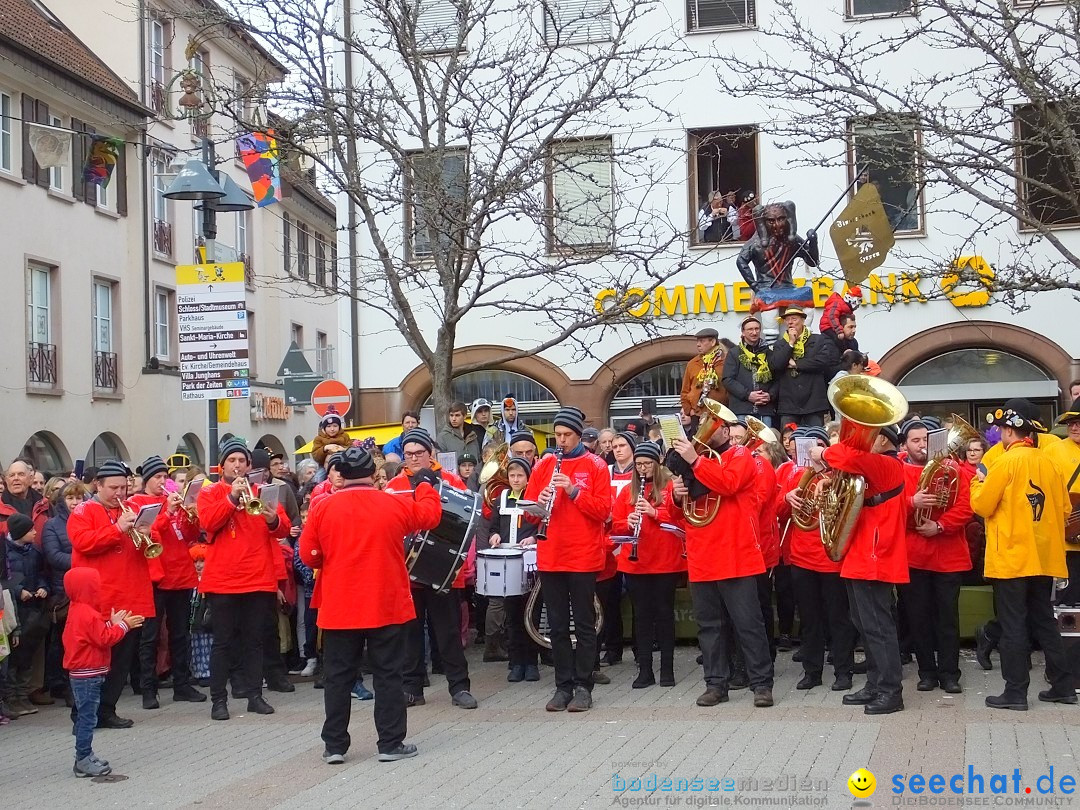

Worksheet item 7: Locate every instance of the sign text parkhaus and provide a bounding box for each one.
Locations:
[593,263,995,319]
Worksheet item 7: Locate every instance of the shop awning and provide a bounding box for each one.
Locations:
[295,423,403,455]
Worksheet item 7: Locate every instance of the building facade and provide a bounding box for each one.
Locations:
[344,0,1080,432]
[1,0,342,473]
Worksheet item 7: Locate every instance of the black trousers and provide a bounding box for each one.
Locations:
[505,594,539,667]
[539,571,597,694]
[208,592,275,702]
[993,576,1073,699]
[600,572,625,656]
[900,569,962,682]
[773,561,796,637]
[404,588,469,697]
[625,573,678,675]
[846,580,902,698]
[100,630,140,718]
[780,413,825,428]
[755,572,776,660]
[322,624,408,756]
[791,566,856,678]
[690,576,774,690]
[1053,552,1080,606]
[139,587,194,692]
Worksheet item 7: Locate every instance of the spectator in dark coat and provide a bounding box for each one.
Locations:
[3,514,49,715]
[42,480,85,701]
[768,306,839,427]
[722,314,780,426]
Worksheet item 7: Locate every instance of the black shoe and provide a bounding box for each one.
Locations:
[986,693,1028,711]
[776,635,794,652]
[900,652,913,665]
[975,624,994,671]
[592,670,611,685]
[508,665,526,683]
[524,665,540,682]
[142,691,160,710]
[852,659,868,675]
[313,677,324,690]
[632,670,656,689]
[601,652,622,667]
[842,686,878,705]
[96,714,134,729]
[695,653,704,665]
[941,680,963,694]
[567,687,593,712]
[728,671,749,690]
[753,687,774,707]
[916,677,938,692]
[1038,689,1078,705]
[211,700,230,721]
[546,690,572,712]
[831,674,853,692]
[864,694,904,715]
[173,685,207,702]
[797,673,822,690]
[659,670,675,687]
[482,652,510,663]
[791,648,805,663]
[405,693,426,707]
[247,696,274,714]
[696,687,728,707]
[266,679,295,693]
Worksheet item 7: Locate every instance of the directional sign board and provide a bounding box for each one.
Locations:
[176,262,250,401]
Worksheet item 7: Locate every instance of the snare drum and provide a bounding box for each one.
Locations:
[406,481,480,592]
[476,547,528,597]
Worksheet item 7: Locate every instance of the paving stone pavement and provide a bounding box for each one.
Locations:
[2,647,1079,809]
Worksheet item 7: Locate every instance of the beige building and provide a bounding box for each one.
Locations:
[1,0,341,474]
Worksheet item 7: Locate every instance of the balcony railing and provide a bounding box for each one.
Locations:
[150,81,167,114]
[153,219,173,256]
[191,116,209,139]
[94,351,119,391]
[27,342,57,386]
[241,253,255,289]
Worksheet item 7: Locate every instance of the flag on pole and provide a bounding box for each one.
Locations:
[27,122,71,168]
[83,136,125,187]
[236,130,282,208]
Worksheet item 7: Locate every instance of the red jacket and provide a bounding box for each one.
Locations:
[385,467,472,589]
[68,498,156,617]
[62,567,131,677]
[754,456,780,569]
[196,479,291,595]
[822,445,908,584]
[902,462,973,574]
[127,493,198,590]
[613,481,685,575]
[673,443,763,583]
[523,449,612,574]
[777,464,841,574]
[300,482,441,629]
[820,292,854,335]
[600,466,634,581]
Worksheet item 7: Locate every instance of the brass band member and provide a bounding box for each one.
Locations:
[523,408,612,713]
[300,446,441,763]
[197,439,291,721]
[680,328,729,426]
[1045,397,1080,604]
[971,400,1076,710]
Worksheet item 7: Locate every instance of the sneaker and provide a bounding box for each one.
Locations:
[0,700,18,720]
[73,756,111,778]
[211,700,230,721]
[300,658,318,677]
[247,696,275,714]
[266,679,296,693]
[95,713,133,729]
[546,690,572,712]
[452,690,478,709]
[591,670,611,685]
[9,699,37,717]
[89,754,110,767]
[405,693,426,707]
[378,743,418,762]
[352,682,374,701]
[142,691,160,710]
[776,635,794,652]
[507,665,526,683]
[567,687,592,712]
[322,751,346,765]
[173,685,207,702]
[523,664,540,682]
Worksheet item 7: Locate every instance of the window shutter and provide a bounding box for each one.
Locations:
[551,140,612,248]
[82,123,97,206]
[544,0,612,45]
[34,100,50,188]
[688,0,754,30]
[21,93,36,181]
[283,212,292,274]
[414,0,459,52]
[71,118,85,202]
[116,142,128,216]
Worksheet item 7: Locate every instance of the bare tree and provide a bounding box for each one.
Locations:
[173,0,700,416]
[715,0,1080,309]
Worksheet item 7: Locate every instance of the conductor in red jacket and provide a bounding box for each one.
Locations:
[300,446,441,764]
[815,424,908,715]
[68,459,155,729]
[523,407,612,713]
[196,438,290,721]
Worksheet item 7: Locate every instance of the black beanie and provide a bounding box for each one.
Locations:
[338,447,376,480]
[250,448,271,471]
[7,513,33,541]
[219,438,252,465]
[506,457,532,478]
[96,459,131,480]
[509,430,536,447]
[401,429,434,453]
[879,425,901,447]
[137,455,168,480]
[553,407,584,436]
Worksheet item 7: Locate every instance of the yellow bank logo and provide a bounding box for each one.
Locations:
[848,768,877,798]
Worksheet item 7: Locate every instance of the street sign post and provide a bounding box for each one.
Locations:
[311,379,351,416]
[176,262,250,401]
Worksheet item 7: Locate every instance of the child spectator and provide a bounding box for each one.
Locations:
[63,567,144,777]
[188,545,212,685]
[457,454,477,489]
[819,287,862,336]
[311,407,347,466]
[3,514,49,716]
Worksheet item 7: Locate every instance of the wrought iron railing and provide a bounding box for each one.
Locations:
[27,342,57,385]
[94,351,119,390]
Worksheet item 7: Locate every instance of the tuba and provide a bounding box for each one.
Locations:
[818,375,909,562]
[791,466,828,531]
[479,442,510,510]
[673,398,738,527]
[742,415,781,453]
[912,414,980,525]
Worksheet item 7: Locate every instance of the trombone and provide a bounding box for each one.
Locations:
[237,477,264,515]
[120,503,164,558]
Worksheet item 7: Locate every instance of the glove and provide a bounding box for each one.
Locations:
[412,468,441,493]
[805,228,817,243]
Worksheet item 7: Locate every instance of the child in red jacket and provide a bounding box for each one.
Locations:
[63,567,144,778]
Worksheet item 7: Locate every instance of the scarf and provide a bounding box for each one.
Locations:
[783,327,810,361]
[738,341,772,383]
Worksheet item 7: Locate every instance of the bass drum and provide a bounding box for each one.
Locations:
[406,480,480,593]
[524,579,603,650]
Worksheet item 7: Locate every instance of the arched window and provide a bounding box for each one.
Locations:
[422,370,559,428]
[174,433,204,468]
[85,432,128,466]
[609,361,686,422]
[20,431,70,476]
[256,434,287,457]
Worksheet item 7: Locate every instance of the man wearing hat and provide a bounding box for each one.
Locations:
[196,439,292,721]
[812,423,908,714]
[494,396,529,446]
[723,314,779,427]
[523,407,613,712]
[897,419,972,695]
[509,430,539,466]
[128,456,205,709]
[300,446,441,763]
[582,428,601,455]
[971,399,1075,710]
[1046,398,1080,604]
[68,460,156,728]
[680,328,729,425]
[768,306,838,428]
[670,403,775,709]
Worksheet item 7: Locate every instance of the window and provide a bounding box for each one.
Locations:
[316,331,328,375]
[688,126,758,245]
[406,150,468,259]
[1,91,12,172]
[283,212,292,273]
[412,0,462,53]
[96,174,110,208]
[547,138,613,251]
[315,235,326,286]
[297,222,310,280]
[1016,104,1080,227]
[236,209,249,257]
[543,0,612,44]
[151,149,173,255]
[93,281,113,353]
[850,120,923,233]
[48,114,65,191]
[847,0,911,16]
[686,0,755,31]
[330,242,338,290]
[189,49,209,138]
[232,75,252,122]
[149,17,168,114]
[27,263,52,346]
[154,288,172,359]
[291,322,304,349]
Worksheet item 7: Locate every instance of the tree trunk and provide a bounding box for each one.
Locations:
[428,330,455,428]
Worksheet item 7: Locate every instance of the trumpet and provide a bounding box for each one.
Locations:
[120,503,164,559]
[237,477,263,515]
[536,449,563,541]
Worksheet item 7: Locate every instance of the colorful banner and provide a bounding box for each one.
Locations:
[82,136,125,187]
[236,130,281,208]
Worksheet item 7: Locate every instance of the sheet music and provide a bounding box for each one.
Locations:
[514,499,551,520]
[659,522,686,540]
[247,469,269,486]
[183,478,204,505]
[795,438,824,470]
[437,452,458,473]
[657,414,685,448]
[927,428,949,460]
[135,503,162,530]
[257,483,281,512]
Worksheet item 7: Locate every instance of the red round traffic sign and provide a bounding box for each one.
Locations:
[311,379,352,417]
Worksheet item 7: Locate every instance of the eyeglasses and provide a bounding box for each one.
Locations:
[403,450,429,460]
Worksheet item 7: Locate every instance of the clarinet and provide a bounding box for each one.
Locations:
[629,497,644,562]
[536,449,563,541]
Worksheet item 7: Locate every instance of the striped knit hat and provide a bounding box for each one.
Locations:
[219,437,252,464]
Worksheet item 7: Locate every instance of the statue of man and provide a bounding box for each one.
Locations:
[736,201,819,292]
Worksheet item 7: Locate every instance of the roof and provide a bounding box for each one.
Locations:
[0,0,144,111]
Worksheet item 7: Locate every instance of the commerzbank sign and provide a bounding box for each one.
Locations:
[593,261,995,319]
